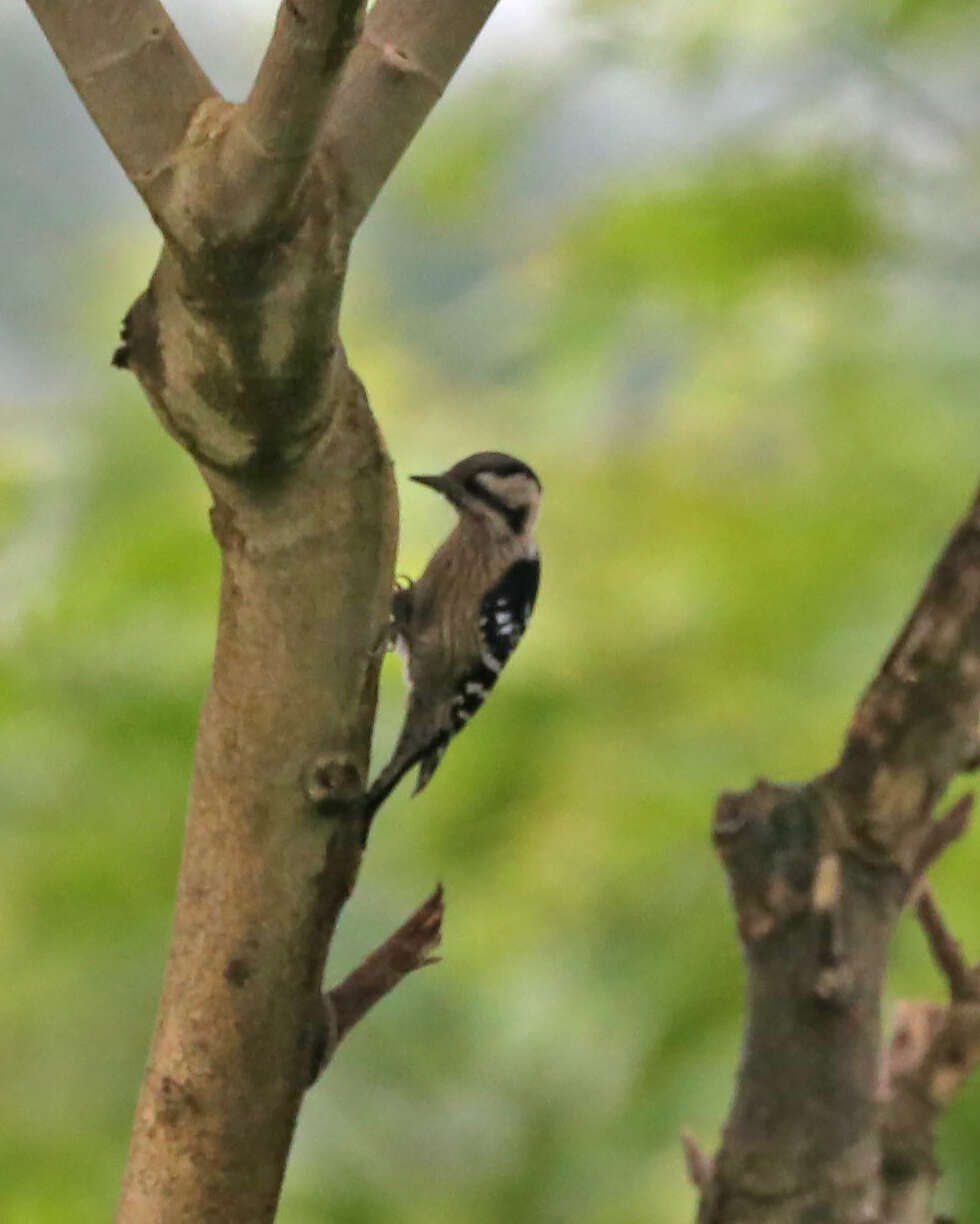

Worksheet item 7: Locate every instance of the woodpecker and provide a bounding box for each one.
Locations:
[365,451,542,821]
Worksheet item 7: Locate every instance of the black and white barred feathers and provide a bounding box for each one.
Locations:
[419,555,540,791]
[364,452,542,825]
[452,558,540,728]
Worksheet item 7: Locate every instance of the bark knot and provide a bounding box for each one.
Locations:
[305,752,364,813]
[224,957,252,988]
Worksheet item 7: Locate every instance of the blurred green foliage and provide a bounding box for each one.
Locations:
[560,157,887,314]
[2,0,980,1221]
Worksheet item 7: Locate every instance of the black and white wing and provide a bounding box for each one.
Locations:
[449,557,541,733]
[369,557,541,810]
[479,557,540,674]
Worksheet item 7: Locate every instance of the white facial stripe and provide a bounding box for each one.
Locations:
[475,471,536,509]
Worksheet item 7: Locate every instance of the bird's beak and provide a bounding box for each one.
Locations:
[410,473,451,494]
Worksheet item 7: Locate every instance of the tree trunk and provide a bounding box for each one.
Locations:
[23,1,500,1219]
[695,487,980,1224]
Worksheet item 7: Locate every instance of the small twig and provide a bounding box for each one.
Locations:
[907,794,974,896]
[311,884,444,1081]
[681,1129,714,1193]
[916,887,978,1003]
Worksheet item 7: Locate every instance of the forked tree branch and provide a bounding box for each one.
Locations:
[23,0,503,1221]
[24,0,215,206]
[700,482,980,1224]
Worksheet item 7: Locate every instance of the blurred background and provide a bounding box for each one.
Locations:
[2,0,979,1220]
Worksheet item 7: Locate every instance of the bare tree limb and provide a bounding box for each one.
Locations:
[701,481,980,1224]
[312,884,445,1079]
[324,0,501,228]
[221,0,366,219]
[24,0,215,205]
[823,484,980,868]
[916,886,978,1004]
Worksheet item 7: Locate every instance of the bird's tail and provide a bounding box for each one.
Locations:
[363,728,448,834]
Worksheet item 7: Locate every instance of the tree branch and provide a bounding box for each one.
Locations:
[323,0,501,228]
[220,0,365,220]
[701,481,980,1224]
[116,428,399,1220]
[879,890,980,1224]
[26,1,495,1220]
[24,0,215,206]
[311,884,445,1080]
[916,885,978,1005]
[907,795,973,897]
[824,484,980,868]
[682,1130,715,1196]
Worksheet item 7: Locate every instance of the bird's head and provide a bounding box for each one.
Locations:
[411,452,542,539]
